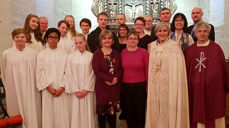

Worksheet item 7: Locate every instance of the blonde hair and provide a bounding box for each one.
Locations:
[74,34,90,51]
[65,15,77,37]
[154,22,171,35]
[99,30,113,48]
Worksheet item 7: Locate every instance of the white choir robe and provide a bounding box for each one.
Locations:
[27,32,45,53]
[36,47,70,128]
[1,46,41,128]
[65,50,96,128]
[58,36,76,54]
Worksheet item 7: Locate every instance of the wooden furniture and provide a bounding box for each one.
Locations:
[226,59,229,125]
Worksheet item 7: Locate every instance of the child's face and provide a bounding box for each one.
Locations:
[74,37,86,53]
[13,33,26,47]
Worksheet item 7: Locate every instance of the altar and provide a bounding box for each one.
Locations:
[91,0,177,24]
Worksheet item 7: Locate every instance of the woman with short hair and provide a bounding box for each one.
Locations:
[146,22,190,128]
[92,30,122,128]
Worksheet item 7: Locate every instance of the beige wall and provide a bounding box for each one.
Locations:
[0,0,36,59]
[0,0,229,58]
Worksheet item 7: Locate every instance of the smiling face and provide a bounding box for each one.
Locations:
[195,26,210,43]
[29,17,39,30]
[47,32,59,49]
[65,16,74,29]
[101,35,113,48]
[134,20,145,33]
[127,34,139,48]
[74,36,86,53]
[174,16,185,30]
[39,17,48,33]
[191,8,203,24]
[13,33,26,48]
[80,22,91,34]
[97,15,108,30]
[119,26,128,38]
[58,23,69,37]
[156,25,169,43]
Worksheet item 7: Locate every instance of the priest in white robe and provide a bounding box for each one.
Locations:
[65,34,96,128]
[1,28,41,128]
[146,22,189,128]
[36,28,70,128]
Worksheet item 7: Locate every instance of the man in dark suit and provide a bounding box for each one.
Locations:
[87,12,120,53]
[151,7,172,41]
[186,7,215,42]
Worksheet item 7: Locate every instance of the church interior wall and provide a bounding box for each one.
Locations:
[0,0,228,58]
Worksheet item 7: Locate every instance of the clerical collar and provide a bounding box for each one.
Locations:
[197,40,210,47]
[144,29,151,36]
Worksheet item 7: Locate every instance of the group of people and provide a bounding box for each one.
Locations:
[0,6,228,128]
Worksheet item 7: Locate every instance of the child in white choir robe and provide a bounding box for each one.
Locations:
[57,20,75,54]
[65,34,96,128]
[36,28,70,128]
[1,28,41,128]
[23,14,45,53]
[64,15,78,40]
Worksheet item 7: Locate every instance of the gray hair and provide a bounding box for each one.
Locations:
[154,22,171,35]
[194,21,211,33]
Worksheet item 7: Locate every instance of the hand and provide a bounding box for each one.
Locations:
[111,77,118,85]
[54,87,65,97]
[81,90,88,97]
[75,92,82,98]
[47,86,56,96]
[105,81,113,86]
[74,90,88,99]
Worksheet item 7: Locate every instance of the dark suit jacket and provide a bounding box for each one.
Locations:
[150,25,158,41]
[186,24,215,42]
[87,26,120,53]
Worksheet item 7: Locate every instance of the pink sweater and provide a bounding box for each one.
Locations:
[121,48,149,83]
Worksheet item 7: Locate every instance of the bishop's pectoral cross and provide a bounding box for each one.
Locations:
[195,52,207,72]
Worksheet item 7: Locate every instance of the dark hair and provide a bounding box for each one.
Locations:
[58,20,70,29]
[171,13,188,32]
[97,12,109,19]
[127,31,139,40]
[118,24,129,37]
[80,18,91,27]
[134,17,145,25]
[44,28,61,42]
[23,14,44,45]
[160,7,171,15]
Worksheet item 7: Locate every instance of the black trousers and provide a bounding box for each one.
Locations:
[123,82,147,128]
[98,114,116,128]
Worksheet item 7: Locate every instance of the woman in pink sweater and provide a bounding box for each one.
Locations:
[121,31,149,128]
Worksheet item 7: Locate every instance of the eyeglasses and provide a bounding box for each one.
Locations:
[135,24,144,26]
[48,36,59,40]
[119,28,127,31]
[175,19,184,22]
[196,30,209,33]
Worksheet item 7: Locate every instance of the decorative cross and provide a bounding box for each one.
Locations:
[195,52,206,72]
[125,0,142,20]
